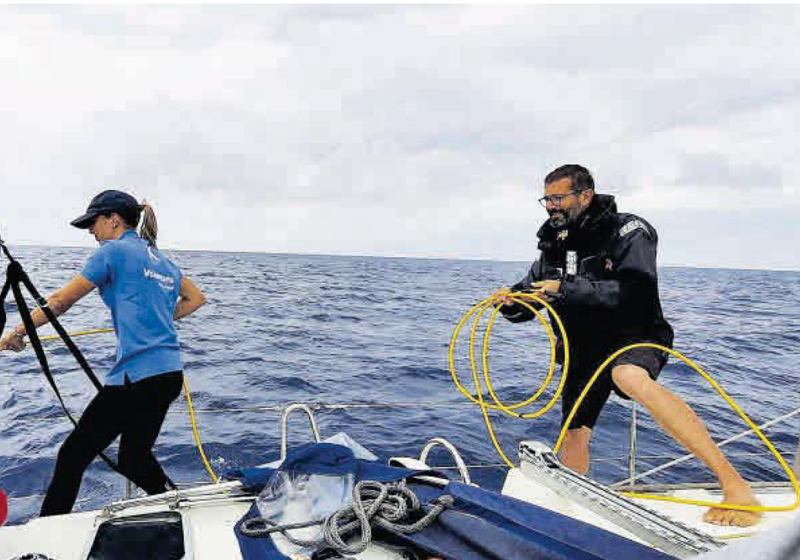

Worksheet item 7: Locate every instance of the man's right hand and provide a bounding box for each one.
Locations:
[489,287,515,307]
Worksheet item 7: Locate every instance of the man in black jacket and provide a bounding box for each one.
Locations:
[493,164,759,527]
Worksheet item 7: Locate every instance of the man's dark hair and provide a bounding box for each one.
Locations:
[544,164,595,192]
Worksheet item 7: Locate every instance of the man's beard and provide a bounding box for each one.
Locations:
[548,206,582,229]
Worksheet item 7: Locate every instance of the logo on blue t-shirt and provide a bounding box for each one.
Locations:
[143,267,176,291]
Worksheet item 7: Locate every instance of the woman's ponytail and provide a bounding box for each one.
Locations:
[138,200,158,248]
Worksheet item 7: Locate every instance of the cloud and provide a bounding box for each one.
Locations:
[0,5,797,269]
[674,153,781,190]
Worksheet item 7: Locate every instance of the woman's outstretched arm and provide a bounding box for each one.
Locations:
[0,275,95,351]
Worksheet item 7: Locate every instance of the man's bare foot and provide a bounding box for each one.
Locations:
[703,484,762,527]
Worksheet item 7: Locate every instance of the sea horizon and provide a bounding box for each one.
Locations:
[6,242,800,274]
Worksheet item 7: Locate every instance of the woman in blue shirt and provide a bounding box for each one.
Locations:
[0,190,207,516]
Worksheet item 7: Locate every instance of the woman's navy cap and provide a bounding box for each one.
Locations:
[71,190,138,229]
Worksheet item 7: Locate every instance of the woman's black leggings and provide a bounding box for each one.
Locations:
[40,371,184,517]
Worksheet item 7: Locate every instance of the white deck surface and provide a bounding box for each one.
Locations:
[0,500,253,560]
[502,467,799,550]
[631,487,799,540]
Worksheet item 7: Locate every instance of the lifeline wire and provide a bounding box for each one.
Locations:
[449,291,800,514]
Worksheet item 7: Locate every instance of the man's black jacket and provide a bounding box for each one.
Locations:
[501,194,673,357]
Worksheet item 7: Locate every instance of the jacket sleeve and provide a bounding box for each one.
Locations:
[559,226,657,310]
[500,261,544,323]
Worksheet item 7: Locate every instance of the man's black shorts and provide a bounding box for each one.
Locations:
[560,345,669,430]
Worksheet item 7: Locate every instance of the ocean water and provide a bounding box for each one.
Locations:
[1,246,798,526]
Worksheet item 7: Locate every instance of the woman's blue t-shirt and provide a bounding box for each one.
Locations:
[81,230,183,385]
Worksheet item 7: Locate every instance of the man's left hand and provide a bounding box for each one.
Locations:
[531,280,561,302]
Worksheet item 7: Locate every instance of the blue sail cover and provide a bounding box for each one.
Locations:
[233,443,676,560]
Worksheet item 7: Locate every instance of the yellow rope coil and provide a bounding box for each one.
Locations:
[449,291,800,513]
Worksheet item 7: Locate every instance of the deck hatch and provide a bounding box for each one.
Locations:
[87,510,185,560]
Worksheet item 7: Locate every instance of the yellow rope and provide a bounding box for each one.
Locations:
[450,291,800,513]
[448,294,569,467]
[183,376,219,483]
[39,328,114,342]
[37,328,219,483]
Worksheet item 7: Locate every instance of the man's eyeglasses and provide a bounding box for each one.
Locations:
[538,189,585,208]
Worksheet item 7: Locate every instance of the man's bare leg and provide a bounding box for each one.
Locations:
[560,426,592,475]
[612,364,761,527]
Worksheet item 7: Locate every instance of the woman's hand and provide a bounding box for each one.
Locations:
[0,330,26,352]
[0,275,94,353]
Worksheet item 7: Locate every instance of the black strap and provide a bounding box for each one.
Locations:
[0,271,10,333]
[0,238,11,332]
[2,259,123,475]
[9,262,103,390]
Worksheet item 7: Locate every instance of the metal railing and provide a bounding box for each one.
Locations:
[280,403,322,461]
[419,437,473,485]
[615,404,800,489]
[795,435,800,476]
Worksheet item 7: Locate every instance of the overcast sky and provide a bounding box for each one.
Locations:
[1,5,798,270]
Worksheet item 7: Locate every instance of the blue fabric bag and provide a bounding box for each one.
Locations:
[233,443,676,560]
